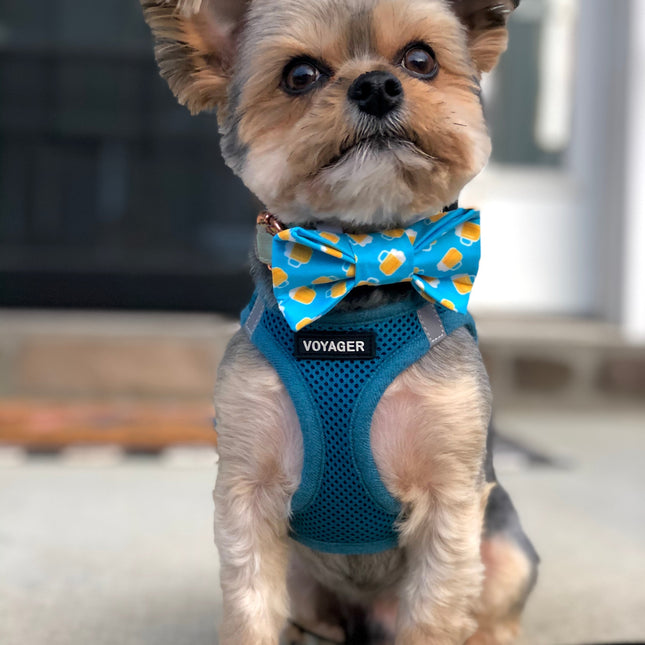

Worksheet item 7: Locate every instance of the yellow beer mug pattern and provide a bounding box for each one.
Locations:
[455,221,480,247]
[319,231,341,245]
[295,317,315,332]
[437,248,463,272]
[452,274,473,295]
[290,286,316,305]
[271,208,481,331]
[348,233,373,247]
[327,281,349,299]
[378,249,406,277]
[440,299,457,311]
[272,266,289,288]
[286,242,314,267]
[312,276,338,285]
[420,275,440,289]
[405,229,418,244]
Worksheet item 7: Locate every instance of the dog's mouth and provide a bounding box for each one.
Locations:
[320,133,435,171]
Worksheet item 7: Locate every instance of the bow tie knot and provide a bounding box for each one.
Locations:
[270,208,481,331]
[349,229,416,287]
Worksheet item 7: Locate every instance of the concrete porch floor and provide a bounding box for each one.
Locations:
[1,407,644,645]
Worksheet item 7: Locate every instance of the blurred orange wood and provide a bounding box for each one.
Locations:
[0,399,217,449]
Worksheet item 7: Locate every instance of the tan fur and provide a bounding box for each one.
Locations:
[450,0,517,73]
[233,0,490,227]
[213,331,303,645]
[287,554,347,642]
[141,0,250,113]
[140,1,530,643]
[214,327,505,644]
[466,535,535,645]
[466,617,522,645]
[468,27,509,73]
[142,0,512,224]
[371,333,492,644]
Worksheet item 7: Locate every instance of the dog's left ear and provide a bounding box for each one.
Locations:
[448,0,520,73]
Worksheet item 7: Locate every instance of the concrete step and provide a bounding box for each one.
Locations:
[0,309,644,409]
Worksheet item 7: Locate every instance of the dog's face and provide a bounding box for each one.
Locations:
[143,0,518,228]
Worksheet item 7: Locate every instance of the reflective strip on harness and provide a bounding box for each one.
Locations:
[417,303,447,347]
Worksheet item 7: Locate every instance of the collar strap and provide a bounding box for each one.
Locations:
[256,212,284,266]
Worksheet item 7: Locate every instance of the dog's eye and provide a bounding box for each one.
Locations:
[401,45,439,80]
[282,60,323,94]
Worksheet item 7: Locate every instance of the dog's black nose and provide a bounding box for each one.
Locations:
[347,71,403,118]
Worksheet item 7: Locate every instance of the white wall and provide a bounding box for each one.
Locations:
[464,168,589,315]
[468,0,645,346]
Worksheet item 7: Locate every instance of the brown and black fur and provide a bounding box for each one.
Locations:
[140,1,538,643]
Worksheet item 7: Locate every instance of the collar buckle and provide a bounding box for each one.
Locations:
[257,211,285,236]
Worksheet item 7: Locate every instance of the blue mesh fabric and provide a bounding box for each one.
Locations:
[241,291,474,554]
[253,300,433,554]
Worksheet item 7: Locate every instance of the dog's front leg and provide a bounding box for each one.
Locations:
[371,335,492,645]
[214,332,303,645]
[395,486,489,645]
[214,464,291,645]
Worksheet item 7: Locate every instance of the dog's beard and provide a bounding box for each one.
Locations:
[300,140,441,229]
[319,112,431,171]
[239,111,482,230]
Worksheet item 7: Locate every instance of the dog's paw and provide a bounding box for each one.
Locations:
[282,621,345,645]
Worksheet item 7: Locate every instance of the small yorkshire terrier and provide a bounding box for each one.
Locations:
[142,1,538,643]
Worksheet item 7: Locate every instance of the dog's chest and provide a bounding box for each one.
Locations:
[241,292,476,555]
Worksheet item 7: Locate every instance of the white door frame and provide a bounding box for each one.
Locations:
[623,0,645,341]
[469,0,641,339]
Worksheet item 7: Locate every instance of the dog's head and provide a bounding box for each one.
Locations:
[142,0,518,228]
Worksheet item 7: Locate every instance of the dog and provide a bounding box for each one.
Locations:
[141,1,539,643]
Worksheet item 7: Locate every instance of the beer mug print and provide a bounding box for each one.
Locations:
[456,221,481,247]
[381,229,405,241]
[356,277,380,287]
[420,275,440,289]
[318,231,341,245]
[290,286,316,305]
[286,242,314,268]
[348,233,373,247]
[326,281,348,299]
[440,298,457,311]
[452,274,473,295]
[295,317,315,332]
[272,266,289,288]
[437,248,463,272]
[378,249,406,277]
[312,275,338,285]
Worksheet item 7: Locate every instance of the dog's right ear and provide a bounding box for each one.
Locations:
[448,0,520,73]
[141,0,251,114]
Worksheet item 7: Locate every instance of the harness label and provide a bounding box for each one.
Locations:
[294,330,376,360]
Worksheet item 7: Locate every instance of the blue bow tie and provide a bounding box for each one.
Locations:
[270,208,481,331]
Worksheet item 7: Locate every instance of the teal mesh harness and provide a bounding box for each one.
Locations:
[242,291,476,555]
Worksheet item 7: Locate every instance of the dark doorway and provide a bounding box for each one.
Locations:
[0,0,255,315]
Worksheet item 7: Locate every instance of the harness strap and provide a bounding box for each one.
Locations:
[243,295,265,337]
[247,298,455,348]
[417,303,447,347]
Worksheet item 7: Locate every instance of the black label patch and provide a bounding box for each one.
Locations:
[294,330,376,360]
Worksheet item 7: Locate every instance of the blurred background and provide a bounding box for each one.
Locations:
[1,1,644,644]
